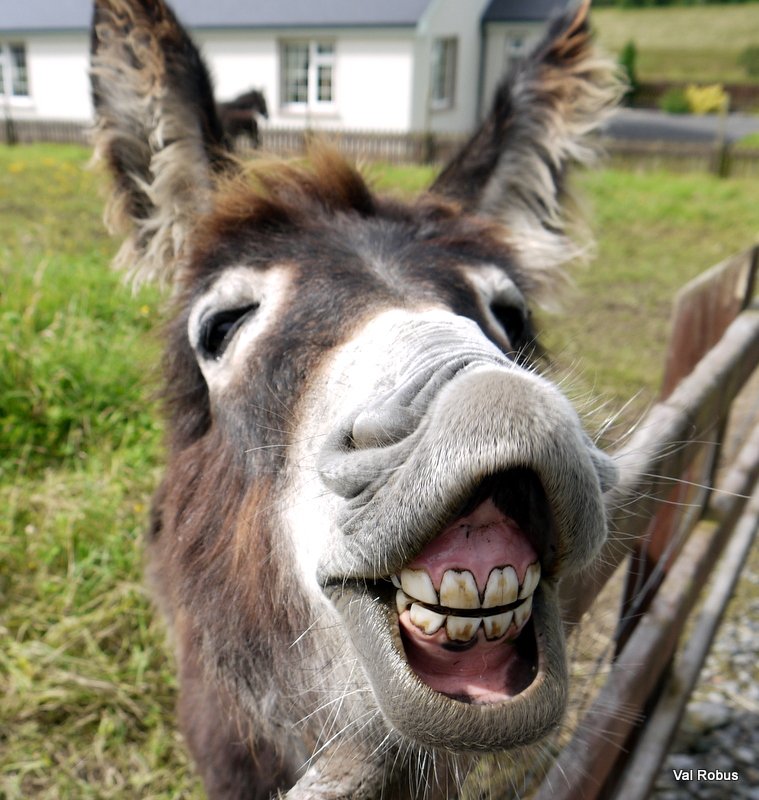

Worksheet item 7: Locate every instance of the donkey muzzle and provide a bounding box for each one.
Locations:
[315,312,615,584]
[293,310,618,750]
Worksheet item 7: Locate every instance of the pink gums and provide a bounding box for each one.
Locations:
[399,498,540,703]
[405,498,538,590]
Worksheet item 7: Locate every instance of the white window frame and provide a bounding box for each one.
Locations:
[0,41,30,101]
[430,37,457,111]
[504,34,528,76]
[280,40,336,113]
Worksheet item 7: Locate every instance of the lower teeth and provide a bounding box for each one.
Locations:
[400,591,534,642]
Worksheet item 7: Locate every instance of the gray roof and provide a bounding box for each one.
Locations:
[0,0,435,32]
[482,0,568,23]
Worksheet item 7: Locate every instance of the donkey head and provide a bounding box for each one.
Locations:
[91,0,620,795]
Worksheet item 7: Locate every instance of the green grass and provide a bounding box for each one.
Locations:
[2,144,759,798]
[542,168,759,434]
[0,144,203,798]
[736,130,759,148]
[593,3,759,84]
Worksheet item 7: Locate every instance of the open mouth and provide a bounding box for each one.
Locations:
[393,494,542,704]
[323,469,568,751]
[390,469,553,705]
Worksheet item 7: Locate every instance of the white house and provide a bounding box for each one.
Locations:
[0,0,565,134]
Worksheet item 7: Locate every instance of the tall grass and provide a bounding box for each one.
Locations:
[0,144,202,798]
[1,144,758,798]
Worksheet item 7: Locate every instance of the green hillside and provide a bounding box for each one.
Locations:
[593,3,759,84]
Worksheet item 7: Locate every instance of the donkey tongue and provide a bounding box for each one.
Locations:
[398,615,534,703]
[406,498,537,590]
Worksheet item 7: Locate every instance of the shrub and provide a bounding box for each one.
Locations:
[658,84,730,115]
[685,84,729,114]
[659,87,690,114]
[738,45,759,78]
[619,40,639,103]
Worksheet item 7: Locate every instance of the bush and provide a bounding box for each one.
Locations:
[738,45,759,78]
[685,84,729,114]
[659,87,690,114]
[658,84,730,115]
[619,40,639,103]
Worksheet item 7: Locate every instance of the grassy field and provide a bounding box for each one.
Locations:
[2,143,759,798]
[593,3,759,84]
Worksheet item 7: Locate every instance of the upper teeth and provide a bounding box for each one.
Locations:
[482,565,519,608]
[519,562,540,599]
[439,570,480,609]
[394,562,541,642]
[399,569,438,605]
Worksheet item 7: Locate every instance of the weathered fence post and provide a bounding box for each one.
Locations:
[3,112,17,145]
[422,132,437,165]
[711,141,732,178]
[532,245,759,800]
[618,246,759,652]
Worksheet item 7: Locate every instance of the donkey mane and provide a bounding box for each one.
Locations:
[186,145,579,318]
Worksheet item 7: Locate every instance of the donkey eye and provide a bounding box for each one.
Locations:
[491,303,527,348]
[200,303,259,360]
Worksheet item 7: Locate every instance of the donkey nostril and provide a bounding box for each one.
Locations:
[351,406,416,449]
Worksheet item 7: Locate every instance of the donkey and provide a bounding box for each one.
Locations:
[90,0,620,797]
[218,89,269,148]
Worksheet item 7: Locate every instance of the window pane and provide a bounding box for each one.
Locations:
[11,44,28,96]
[283,43,309,103]
[504,36,526,74]
[431,38,456,107]
[317,64,332,102]
[281,40,335,108]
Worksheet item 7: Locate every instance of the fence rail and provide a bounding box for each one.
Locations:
[1,117,91,146]
[3,117,759,176]
[532,245,759,800]
[257,128,465,165]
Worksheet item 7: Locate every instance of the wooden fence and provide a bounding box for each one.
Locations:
[603,137,759,177]
[0,117,90,146]
[3,117,759,176]
[257,127,466,166]
[530,245,759,799]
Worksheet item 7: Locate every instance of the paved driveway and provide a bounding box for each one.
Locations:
[603,108,759,144]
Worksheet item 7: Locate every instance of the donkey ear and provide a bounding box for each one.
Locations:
[430,0,621,287]
[90,0,234,285]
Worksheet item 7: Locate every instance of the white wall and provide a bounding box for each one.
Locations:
[14,25,418,132]
[481,22,543,120]
[16,33,92,120]
[333,35,415,131]
[195,30,277,109]
[197,28,416,132]
[412,0,490,135]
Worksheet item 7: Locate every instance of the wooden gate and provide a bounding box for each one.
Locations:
[533,244,759,799]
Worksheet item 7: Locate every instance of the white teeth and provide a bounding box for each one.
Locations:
[519,562,541,600]
[513,595,533,630]
[396,562,539,643]
[395,589,412,615]
[439,569,480,609]
[482,611,514,640]
[409,602,446,635]
[482,565,519,608]
[400,568,438,605]
[445,615,482,642]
